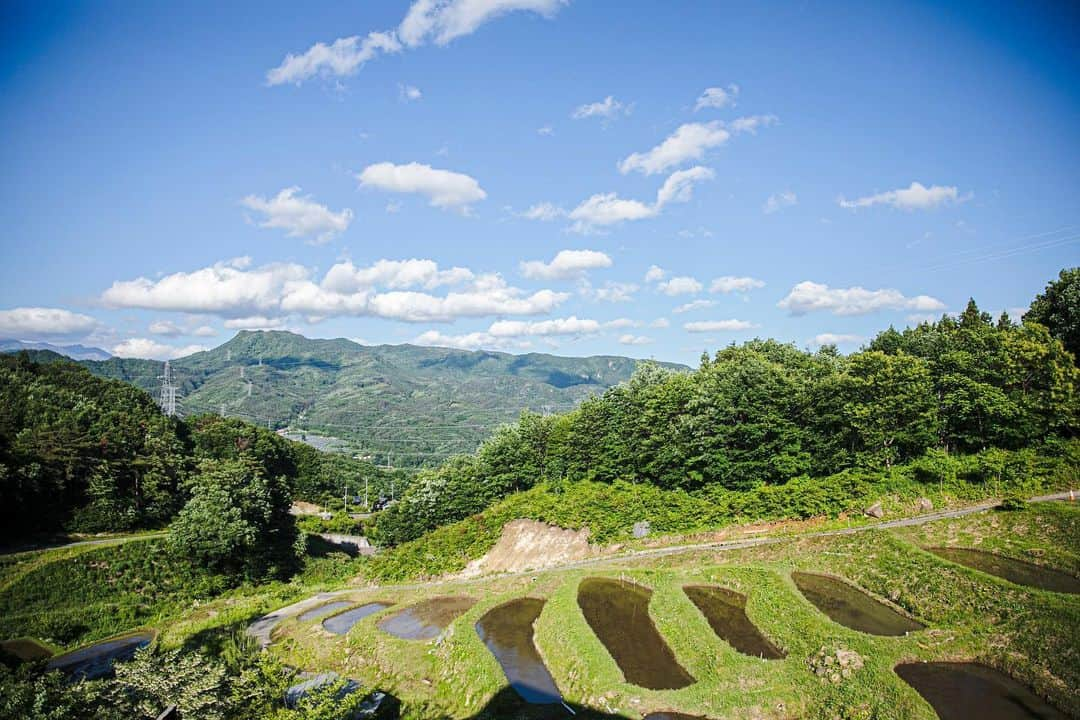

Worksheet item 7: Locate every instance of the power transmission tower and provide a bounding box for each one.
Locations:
[220,403,227,417]
[158,360,180,417]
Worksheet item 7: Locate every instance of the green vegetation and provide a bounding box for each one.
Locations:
[1024,266,1080,358]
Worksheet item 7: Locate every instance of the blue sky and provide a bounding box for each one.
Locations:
[1,0,1078,365]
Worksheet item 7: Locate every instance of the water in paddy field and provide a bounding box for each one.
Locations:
[377,596,477,640]
[297,600,352,622]
[45,632,154,681]
[322,602,394,635]
[928,547,1080,594]
[683,585,785,659]
[896,662,1067,719]
[792,572,924,636]
[576,577,694,690]
[475,597,562,705]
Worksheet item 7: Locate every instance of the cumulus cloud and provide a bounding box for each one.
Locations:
[684,319,759,332]
[810,333,864,347]
[0,307,99,340]
[763,190,797,214]
[398,83,422,101]
[657,276,703,296]
[673,299,715,313]
[618,122,730,176]
[644,265,666,283]
[710,276,765,294]
[649,317,670,328]
[537,125,554,136]
[112,338,208,361]
[838,182,967,211]
[149,320,183,336]
[413,312,619,351]
[520,202,565,221]
[357,162,486,212]
[192,325,218,337]
[322,259,474,292]
[572,95,629,120]
[519,249,612,280]
[266,0,566,85]
[241,187,353,244]
[568,166,714,233]
[778,281,946,316]
[583,281,638,303]
[619,334,653,345]
[695,84,739,111]
[727,114,777,134]
[223,316,287,330]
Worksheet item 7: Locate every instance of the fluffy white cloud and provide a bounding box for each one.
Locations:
[695,84,739,111]
[619,334,653,345]
[357,162,486,211]
[414,329,529,351]
[839,182,967,211]
[413,311,616,351]
[673,299,715,313]
[568,166,714,233]
[192,325,218,337]
[778,281,946,316]
[810,333,864,347]
[322,259,474,292]
[241,187,353,244]
[520,202,565,221]
[149,320,183,336]
[489,315,602,337]
[111,338,208,361]
[618,122,730,175]
[0,307,99,339]
[223,316,287,330]
[649,317,670,328]
[399,83,422,101]
[658,276,703,296]
[710,275,765,293]
[267,0,565,85]
[537,125,554,136]
[584,281,638,303]
[644,265,666,283]
[102,257,307,317]
[572,95,628,120]
[684,319,759,332]
[520,249,612,280]
[763,190,797,214]
[728,114,777,134]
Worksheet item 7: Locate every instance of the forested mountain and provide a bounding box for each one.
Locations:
[31,331,684,467]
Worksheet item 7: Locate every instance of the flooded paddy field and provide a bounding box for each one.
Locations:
[896,662,1068,719]
[296,600,353,622]
[792,571,925,636]
[683,584,784,659]
[927,547,1080,594]
[45,631,154,680]
[378,595,477,640]
[576,577,694,690]
[475,597,562,705]
[323,602,394,635]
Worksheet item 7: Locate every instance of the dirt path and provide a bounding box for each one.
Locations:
[247,489,1077,642]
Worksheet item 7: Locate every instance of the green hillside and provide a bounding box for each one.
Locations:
[67,331,686,467]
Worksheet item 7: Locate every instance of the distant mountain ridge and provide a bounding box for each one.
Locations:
[0,338,112,361]
[31,331,685,467]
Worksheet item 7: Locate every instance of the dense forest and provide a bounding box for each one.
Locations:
[373,270,1080,545]
[0,355,398,545]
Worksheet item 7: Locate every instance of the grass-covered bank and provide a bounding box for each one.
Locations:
[269,501,1080,719]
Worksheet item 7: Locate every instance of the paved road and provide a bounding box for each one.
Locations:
[247,489,1077,645]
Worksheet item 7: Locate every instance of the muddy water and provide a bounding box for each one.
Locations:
[683,585,785,659]
[896,662,1067,719]
[576,577,694,690]
[928,547,1080,594]
[46,631,154,680]
[475,597,561,705]
[378,596,476,640]
[297,600,352,622]
[792,572,923,636]
[323,602,394,635]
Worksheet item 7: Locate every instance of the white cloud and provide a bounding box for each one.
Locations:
[710,276,765,294]
[0,307,99,340]
[727,114,777,134]
[399,83,422,101]
[810,333,864,347]
[649,317,670,328]
[149,320,183,336]
[778,281,946,316]
[241,187,353,244]
[537,125,553,136]
[619,334,653,345]
[322,259,474,292]
[603,318,638,330]
[266,0,565,85]
[644,265,666,283]
[192,325,218,337]
[489,315,601,337]
[357,162,486,211]
[658,276,703,296]
[838,182,967,211]
[111,338,208,361]
[684,319,759,332]
[223,316,287,330]
[568,166,714,233]
[414,329,529,351]
[572,96,628,120]
[584,281,638,303]
[520,202,565,221]
[520,249,612,280]
[618,122,730,175]
[763,190,797,214]
[673,299,715,313]
[695,84,739,111]
[414,311,614,351]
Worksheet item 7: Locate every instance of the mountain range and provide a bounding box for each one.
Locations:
[11,331,684,467]
[0,338,112,361]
